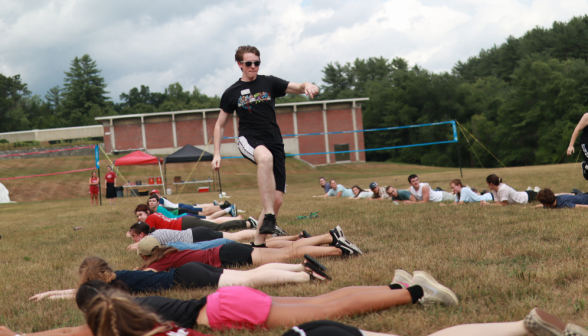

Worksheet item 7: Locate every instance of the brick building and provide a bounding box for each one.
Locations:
[95,98,368,165]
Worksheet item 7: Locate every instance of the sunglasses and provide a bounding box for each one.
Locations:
[240,60,261,67]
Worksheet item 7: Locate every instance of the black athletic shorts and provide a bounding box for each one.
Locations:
[237,135,286,193]
[525,190,537,202]
[134,296,206,329]
[581,144,588,162]
[191,227,223,243]
[282,321,363,336]
[173,262,224,288]
[219,242,254,267]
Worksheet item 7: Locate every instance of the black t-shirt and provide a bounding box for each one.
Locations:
[219,75,289,143]
[134,296,207,329]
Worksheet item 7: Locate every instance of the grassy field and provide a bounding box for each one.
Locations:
[1,159,588,335]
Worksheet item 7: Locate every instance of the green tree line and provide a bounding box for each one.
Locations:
[2,15,588,167]
[318,15,588,167]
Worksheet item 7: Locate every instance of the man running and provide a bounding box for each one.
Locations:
[212,45,319,246]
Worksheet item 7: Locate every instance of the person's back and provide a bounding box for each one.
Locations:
[553,194,588,208]
[492,183,528,204]
[150,228,193,245]
[457,187,493,203]
[327,184,353,198]
[393,189,411,201]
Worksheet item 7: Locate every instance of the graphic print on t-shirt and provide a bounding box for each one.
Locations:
[238,92,271,112]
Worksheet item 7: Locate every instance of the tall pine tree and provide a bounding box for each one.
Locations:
[61,54,109,126]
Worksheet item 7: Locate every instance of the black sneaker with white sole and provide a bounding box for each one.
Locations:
[329,225,346,246]
[259,213,276,234]
[335,237,363,256]
[247,216,258,229]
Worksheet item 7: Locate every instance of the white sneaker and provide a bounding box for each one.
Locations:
[564,324,588,336]
[527,186,533,191]
[390,269,412,289]
[534,186,541,192]
[411,271,459,307]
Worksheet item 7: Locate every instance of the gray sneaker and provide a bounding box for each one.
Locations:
[411,271,458,307]
[390,269,413,289]
[564,324,588,336]
[523,308,565,336]
[273,225,288,237]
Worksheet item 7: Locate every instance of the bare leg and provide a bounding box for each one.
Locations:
[266,234,332,249]
[223,229,257,242]
[266,235,300,242]
[251,246,342,265]
[265,289,412,328]
[429,321,531,336]
[272,286,391,304]
[247,263,305,273]
[218,269,309,287]
[207,209,230,220]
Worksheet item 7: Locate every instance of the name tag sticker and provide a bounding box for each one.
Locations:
[241,89,251,95]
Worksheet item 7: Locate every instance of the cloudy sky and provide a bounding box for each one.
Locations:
[1,0,587,102]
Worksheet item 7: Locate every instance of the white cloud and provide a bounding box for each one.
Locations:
[0,0,586,102]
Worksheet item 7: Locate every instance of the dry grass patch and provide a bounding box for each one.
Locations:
[1,162,588,335]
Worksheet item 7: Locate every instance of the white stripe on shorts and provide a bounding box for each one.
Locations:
[238,136,256,162]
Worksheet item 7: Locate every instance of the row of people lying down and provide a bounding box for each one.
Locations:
[148,190,242,222]
[319,174,544,206]
[13,274,588,336]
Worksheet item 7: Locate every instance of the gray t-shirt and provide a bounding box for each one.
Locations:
[150,229,193,245]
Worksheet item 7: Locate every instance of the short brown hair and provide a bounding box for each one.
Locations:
[450,179,463,187]
[235,46,260,62]
[536,188,556,205]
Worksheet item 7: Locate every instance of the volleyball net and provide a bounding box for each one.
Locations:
[221,120,458,158]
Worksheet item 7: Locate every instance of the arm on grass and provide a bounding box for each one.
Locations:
[29,289,76,301]
[1,325,92,336]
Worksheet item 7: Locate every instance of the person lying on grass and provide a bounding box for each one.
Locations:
[127,222,359,253]
[23,268,458,335]
[369,182,390,200]
[349,185,374,199]
[150,189,230,217]
[404,174,454,204]
[9,281,586,336]
[439,179,493,206]
[147,195,238,221]
[134,227,360,272]
[480,174,538,206]
[135,204,255,232]
[535,188,588,209]
[385,186,411,201]
[325,179,354,198]
[283,309,588,336]
[29,255,331,301]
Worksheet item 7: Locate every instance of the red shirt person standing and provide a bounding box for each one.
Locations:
[104,165,117,205]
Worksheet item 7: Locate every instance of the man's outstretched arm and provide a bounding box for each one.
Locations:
[286,82,320,98]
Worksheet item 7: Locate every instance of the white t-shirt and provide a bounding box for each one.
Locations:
[356,191,374,199]
[409,183,450,202]
[492,183,528,204]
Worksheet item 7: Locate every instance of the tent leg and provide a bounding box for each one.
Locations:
[158,160,166,195]
[164,163,167,195]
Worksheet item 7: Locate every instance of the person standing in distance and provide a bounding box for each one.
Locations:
[567,111,588,180]
[104,165,117,205]
[212,46,319,245]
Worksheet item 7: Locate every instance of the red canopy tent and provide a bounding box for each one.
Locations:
[114,151,166,194]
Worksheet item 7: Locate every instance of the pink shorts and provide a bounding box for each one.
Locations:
[206,286,272,331]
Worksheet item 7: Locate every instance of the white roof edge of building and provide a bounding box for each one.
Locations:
[0,124,103,135]
[95,97,370,121]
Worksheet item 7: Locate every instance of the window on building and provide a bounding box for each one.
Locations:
[334,143,350,162]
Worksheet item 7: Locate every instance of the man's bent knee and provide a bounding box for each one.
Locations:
[254,146,274,165]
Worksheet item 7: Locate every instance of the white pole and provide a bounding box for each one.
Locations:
[158,160,166,195]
